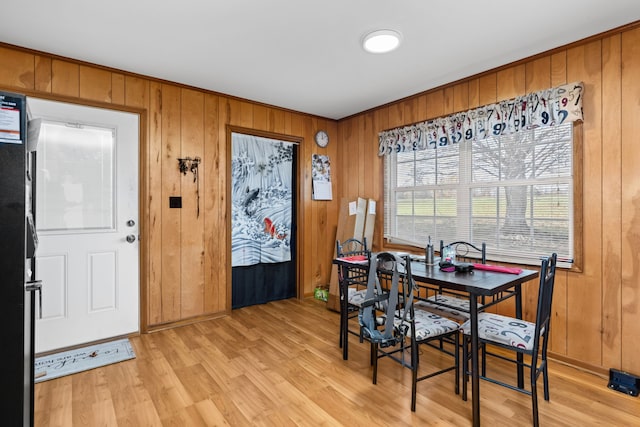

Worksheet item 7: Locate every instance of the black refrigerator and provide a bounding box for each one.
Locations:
[0,90,41,426]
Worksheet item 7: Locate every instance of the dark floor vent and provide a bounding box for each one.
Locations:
[608,368,639,396]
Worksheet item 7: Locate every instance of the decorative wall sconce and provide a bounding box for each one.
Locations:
[178,156,201,217]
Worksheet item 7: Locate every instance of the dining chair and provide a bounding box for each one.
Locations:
[359,252,461,411]
[336,237,370,350]
[415,240,487,321]
[460,253,557,427]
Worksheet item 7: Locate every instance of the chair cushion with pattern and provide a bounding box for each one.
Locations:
[460,313,537,351]
[347,288,368,307]
[415,294,480,321]
[395,308,460,341]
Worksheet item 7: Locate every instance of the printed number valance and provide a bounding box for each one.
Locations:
[378,82,584,156]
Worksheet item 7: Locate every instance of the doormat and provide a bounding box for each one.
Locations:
[34,338,136,383]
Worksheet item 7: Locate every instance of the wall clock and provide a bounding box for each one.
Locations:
[315,130,329,148]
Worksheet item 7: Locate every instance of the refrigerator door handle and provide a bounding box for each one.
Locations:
[26,280,43,319]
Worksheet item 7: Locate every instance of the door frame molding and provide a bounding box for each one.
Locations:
[226,125,303,310]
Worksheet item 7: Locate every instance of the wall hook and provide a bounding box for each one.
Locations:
[177,157,202,217]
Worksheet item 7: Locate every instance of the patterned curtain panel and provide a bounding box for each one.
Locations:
[378,81,584,156]
[231,133,293,267]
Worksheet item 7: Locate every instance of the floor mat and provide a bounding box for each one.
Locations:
[34,338,135,383]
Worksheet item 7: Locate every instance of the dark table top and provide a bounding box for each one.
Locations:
[410,260,539,296]
[334,256,539,297]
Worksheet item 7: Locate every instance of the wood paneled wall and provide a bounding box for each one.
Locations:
[0,44,340,330]
[2,21,639,374]
[337,23,640,374]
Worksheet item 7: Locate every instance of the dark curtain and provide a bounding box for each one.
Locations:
[232,143,297,308]
[232,259,296,308]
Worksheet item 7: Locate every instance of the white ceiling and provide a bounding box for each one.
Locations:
[3,1,640,120]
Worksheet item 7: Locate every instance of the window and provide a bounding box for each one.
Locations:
[384,122,576,266]
[36,120,116,232]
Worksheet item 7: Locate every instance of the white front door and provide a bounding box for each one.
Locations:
[29,98,139,353]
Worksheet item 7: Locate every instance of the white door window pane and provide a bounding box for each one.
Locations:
[36,121,115,232]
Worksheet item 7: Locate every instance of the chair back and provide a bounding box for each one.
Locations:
[336,237,369,258]
[359,252,414,348]
[440,240,486,264]
[533,253,558,348]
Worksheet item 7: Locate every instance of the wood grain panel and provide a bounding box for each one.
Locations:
[125,77,152,329]
[548,50,568,356]
[124,76,149,109]
[566,40,603,367]
[373,107,389,251]
[203,93,221,313]
[443,86,455,115]
[425,90,444,119]
[468,78,480,109]
[355,114,366,199]
[620,27,640,374]
[283,111,293,136]
[403,97,419,124]
[343,118,359,202]
[51,60,79,97]
[254,104,268,129]
[269,108,285,133]
[180,88,205,318]
[361,112,376,200]
[289,113,306,297]
[325,120,340,286]
[601,34,623,370]
[34,55,52,93]
[417,94,428,122]
[112,73,125,105]
[324,121,340,262]
[551,51,567,87]
[525,56,551,93]
[387,102,404,129]
[452,82,469,113]
[496,65,525,100]
[477,74,497,105]
[160,84,183,322]
[229,99,253,128]
[219,96,232,310]
[146,82,163,325]
[79,66,112,103]
[0,46,34,89]
[301,115,315,296]
[335,121,345,209]
[308,116,322,286]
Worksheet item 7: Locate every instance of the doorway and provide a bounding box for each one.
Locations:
[230,131,298,308]
[29,98,140,353]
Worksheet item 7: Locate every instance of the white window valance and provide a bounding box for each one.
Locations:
[378,81,584,156]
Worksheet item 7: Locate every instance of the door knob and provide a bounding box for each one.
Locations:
[126,234,136,243]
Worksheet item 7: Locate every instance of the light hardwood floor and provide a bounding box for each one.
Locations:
[35,298,640,426]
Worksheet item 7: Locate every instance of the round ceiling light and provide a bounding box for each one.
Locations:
[362,29,402,54]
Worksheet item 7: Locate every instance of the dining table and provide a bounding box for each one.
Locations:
[335,255,539,427]
[409,260,539,426]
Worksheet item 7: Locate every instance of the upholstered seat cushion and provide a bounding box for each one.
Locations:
[415,294,480,321]
[460,313,538,350]
[347,288,368,306]
[394,308,460,341]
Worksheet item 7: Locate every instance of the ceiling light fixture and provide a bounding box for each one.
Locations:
[362,29,402,54]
